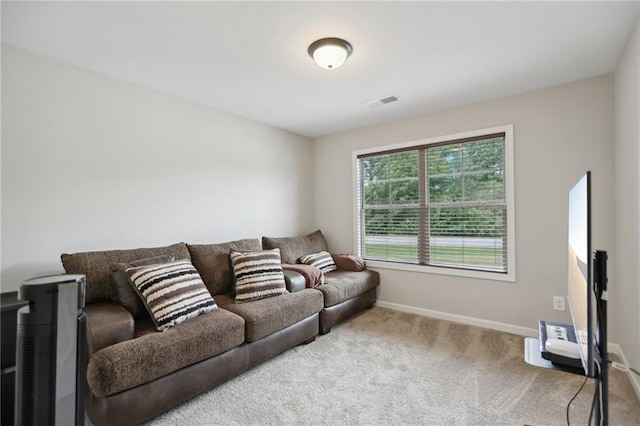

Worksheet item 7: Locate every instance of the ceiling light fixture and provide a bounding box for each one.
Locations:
[308,37,353,70]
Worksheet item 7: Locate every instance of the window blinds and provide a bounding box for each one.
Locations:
[356,134,508,273]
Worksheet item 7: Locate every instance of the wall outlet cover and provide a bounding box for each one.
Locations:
[553,296,566,311]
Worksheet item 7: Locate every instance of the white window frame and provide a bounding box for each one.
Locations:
[352,125,516,282]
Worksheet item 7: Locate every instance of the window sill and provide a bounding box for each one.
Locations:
[365,259,516,282]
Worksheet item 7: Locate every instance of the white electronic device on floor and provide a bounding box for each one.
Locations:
[538,321,582,370]
[545,338,580,359]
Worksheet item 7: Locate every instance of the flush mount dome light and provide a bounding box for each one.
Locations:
[308,37,353,69]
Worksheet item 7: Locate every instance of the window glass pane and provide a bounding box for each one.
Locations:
[462,138,505,202]
[428,137,505,204]
[429,244,505,270]
[363,156,390,205]
[430,206,504,237]
[429,206,506,270]
[363,208,418,262]
[463,138,504,173]
[364,181,390,205]
[363,156,390,180]
[463,171,504,201]
[428,145,462,175]
[428,175,462,203]
[363,151,419,206]
[390,178,419,204]
[389,151,419,178]
[428,145,462,203]
[389,151,419,204]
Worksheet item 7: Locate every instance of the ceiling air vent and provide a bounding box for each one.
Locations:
[363,94,399,108]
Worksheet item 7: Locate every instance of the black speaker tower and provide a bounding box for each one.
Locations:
[15,274,86,426]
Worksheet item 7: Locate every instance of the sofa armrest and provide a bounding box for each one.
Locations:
[84,303,135,356]
[282,269,306,293]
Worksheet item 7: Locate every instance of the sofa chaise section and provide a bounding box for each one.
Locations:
[262,230,380,334]
[315,269,379,334]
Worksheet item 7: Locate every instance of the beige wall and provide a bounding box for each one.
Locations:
[614,18,640,386]
[313,75,615,335]
[1,46,314,292]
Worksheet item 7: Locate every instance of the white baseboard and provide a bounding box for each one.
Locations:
[375,300,538,337]
[375,300,640,402]
[609,343,640,401]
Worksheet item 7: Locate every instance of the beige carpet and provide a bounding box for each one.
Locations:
[145,307,640,425]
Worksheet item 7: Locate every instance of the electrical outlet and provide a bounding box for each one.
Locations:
[553,296,566,311]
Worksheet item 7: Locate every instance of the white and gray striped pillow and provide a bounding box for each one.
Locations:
[126,259,217,331]
[299,251,337,273]
[230,248,288,303]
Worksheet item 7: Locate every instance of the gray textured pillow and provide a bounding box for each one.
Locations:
[230,248,288,303]
[261,230,329,265]
[111,255,175,316]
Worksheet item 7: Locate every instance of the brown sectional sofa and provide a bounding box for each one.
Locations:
[61,231,379,425]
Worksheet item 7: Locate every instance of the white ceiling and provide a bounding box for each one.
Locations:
[2,1,639,138]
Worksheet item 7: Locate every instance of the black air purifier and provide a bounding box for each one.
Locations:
[15,275,86,426]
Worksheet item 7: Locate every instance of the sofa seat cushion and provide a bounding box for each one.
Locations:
[316,270,380,308]
[216,289,323,342]
[87,308,245,398]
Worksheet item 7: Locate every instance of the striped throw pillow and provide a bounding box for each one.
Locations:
[126,259,217,331]
[230,248,288,303]
[299,251,337,273]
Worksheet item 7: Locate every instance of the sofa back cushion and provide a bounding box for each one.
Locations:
[261,230,329,265]
[61,243,191,304]
[187,238,261,296]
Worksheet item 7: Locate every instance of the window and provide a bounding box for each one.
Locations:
[354,125,515,281]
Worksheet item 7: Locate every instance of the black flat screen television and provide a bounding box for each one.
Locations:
[566,171,609,424]
[567,171,594,377]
